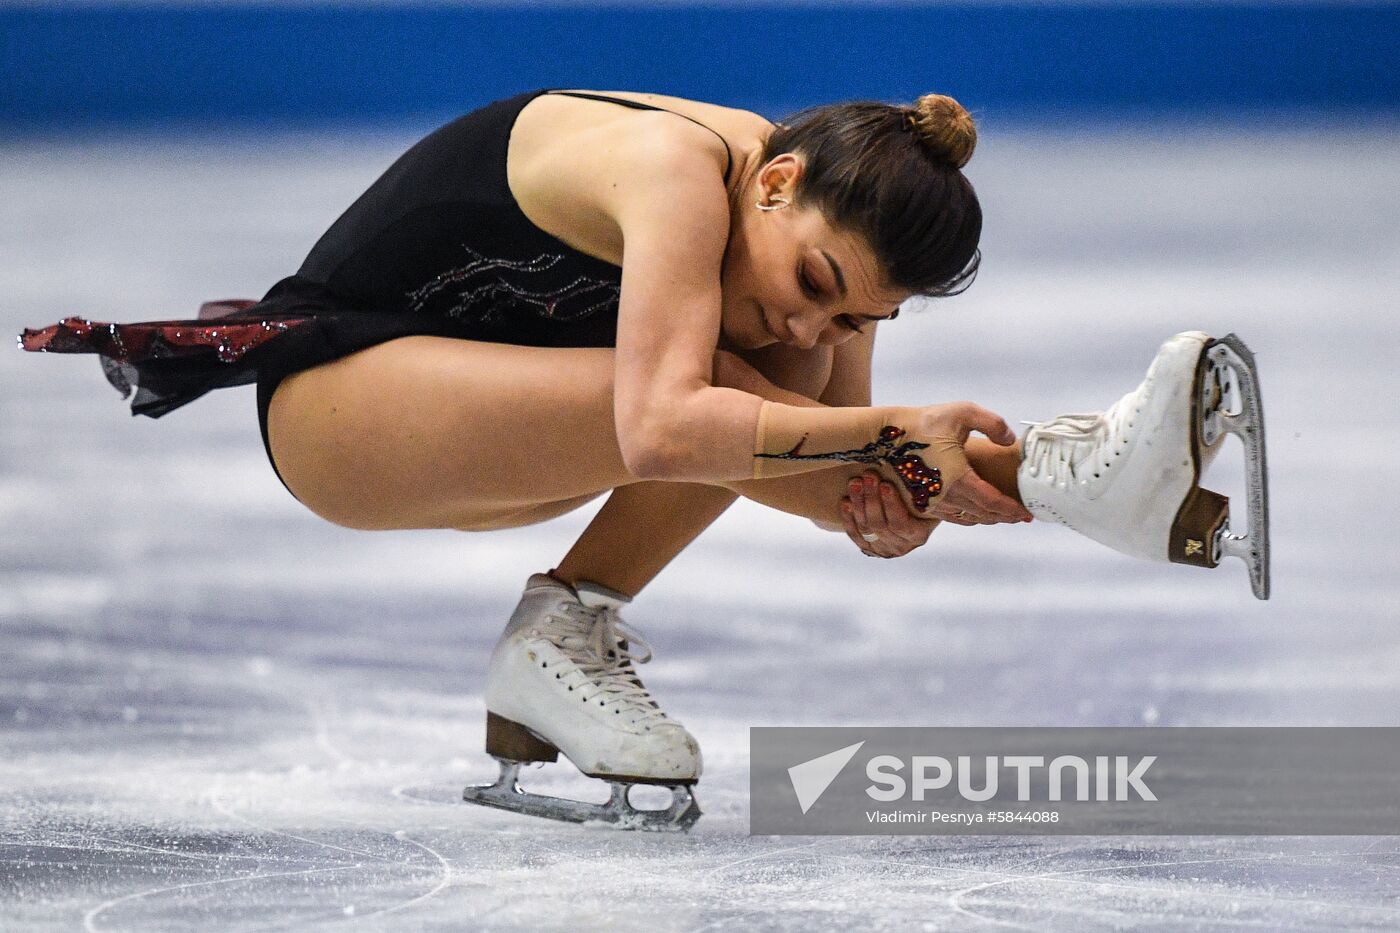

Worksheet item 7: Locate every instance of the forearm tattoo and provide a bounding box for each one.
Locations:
[754,425,943,511]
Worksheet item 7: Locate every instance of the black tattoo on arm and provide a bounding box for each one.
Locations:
[755,425,943,511]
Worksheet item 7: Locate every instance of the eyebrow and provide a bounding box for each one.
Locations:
[820,250,847,299]
[820,249,899,320]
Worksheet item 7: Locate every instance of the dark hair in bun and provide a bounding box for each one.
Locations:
[760,92,981,297]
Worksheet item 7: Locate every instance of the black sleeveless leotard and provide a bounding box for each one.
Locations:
[19,89,735,499]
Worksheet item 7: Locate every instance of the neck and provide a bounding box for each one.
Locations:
[725,142,765,218]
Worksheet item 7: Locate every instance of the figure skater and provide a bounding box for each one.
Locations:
[20,88,1268,830]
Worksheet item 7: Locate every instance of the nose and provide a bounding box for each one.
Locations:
[785,311,823,350]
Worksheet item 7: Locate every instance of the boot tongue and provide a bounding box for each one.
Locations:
[574,580,632,612]
[574,581,654,701]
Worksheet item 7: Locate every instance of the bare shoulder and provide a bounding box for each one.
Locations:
[508,90,772,266]
[547,89,774,136]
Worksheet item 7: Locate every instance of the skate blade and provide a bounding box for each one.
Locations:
[1191,333,1270,600]
[462,759,701,832]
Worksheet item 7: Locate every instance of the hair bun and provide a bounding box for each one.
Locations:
[907,93,977,169]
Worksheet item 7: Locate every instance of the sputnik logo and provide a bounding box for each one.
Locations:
[788,741,865,814]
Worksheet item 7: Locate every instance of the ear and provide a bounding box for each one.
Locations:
[757,153,805,202]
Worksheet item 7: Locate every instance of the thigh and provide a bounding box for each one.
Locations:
[446,490,609,532]
[266,336,638,530]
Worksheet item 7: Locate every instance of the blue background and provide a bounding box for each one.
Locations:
[3,3,1398,128]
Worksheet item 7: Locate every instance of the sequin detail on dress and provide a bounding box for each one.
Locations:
[18,315,307,364]
[404,246,621,323]
[18,315,311,398]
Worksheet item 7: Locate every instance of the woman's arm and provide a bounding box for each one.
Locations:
[608,136,1005,515]
[608,134,761,479]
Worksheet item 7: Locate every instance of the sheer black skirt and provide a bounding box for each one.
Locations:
[19,274,621,496]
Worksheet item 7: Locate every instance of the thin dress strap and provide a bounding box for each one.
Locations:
[545,90,734,185]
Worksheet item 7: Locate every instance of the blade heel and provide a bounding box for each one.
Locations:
[1170,486,1230,568]
[485,712,559,763]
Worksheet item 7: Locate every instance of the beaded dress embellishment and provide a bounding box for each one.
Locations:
[404,246,621,323]
[17,313,311,399]
[18,315,306,364]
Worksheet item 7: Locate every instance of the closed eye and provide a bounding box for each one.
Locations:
[800,266,862,332]
[801,262,897,334]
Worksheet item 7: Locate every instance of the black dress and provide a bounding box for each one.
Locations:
[19,89,734,496]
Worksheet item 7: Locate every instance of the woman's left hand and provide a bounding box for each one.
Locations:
[840,470,935,559]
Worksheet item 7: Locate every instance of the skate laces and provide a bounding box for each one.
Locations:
[535,602,672,726]
[1023,400,1130,486]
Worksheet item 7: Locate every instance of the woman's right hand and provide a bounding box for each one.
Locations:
[894,401,1033,526]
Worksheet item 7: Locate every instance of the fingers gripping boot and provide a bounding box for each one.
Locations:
[483,573,701,784]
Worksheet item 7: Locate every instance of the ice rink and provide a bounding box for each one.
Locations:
[3,120,1399,929]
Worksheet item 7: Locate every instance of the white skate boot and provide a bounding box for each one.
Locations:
[1019,332,1269,599]
[462,573,702,831]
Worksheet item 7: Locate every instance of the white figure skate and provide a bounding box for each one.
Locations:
[1019,332,1269,599]
[462,573,702,831]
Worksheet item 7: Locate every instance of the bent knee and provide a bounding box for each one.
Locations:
[712,348,832,401]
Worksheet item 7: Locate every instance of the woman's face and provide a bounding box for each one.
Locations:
[721,153,909,351]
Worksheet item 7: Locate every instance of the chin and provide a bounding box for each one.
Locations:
[717,323,757,352]
[747,326,778,350]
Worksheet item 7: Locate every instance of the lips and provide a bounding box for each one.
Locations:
[758,303,784,344]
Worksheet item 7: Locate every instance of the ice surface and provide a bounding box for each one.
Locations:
[3,121,1400,930]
